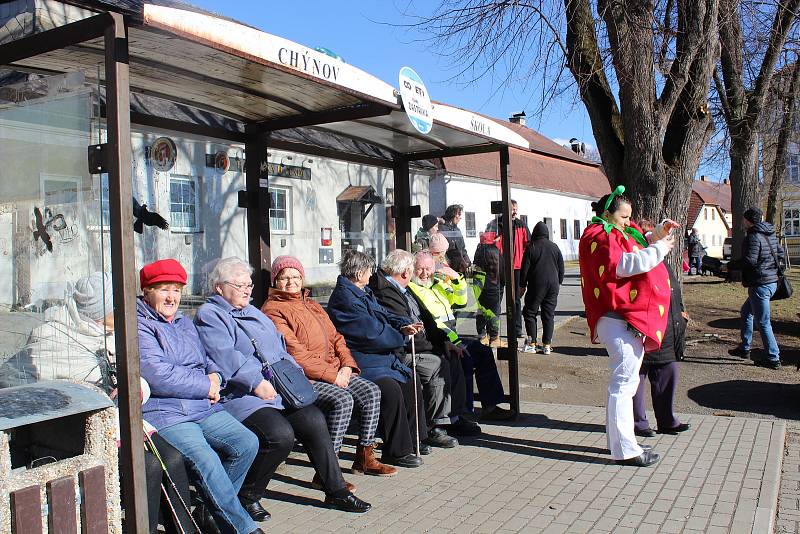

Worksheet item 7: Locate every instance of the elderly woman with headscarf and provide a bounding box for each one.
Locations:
[0,272,117,390]
[194,257,370,518]
[262,255,397,477]
[325,249,429,468]
[136,258,262,534]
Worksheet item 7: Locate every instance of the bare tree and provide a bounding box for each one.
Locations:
[406,0,721,272]
[764,60,799,225]
[714,0,800,257]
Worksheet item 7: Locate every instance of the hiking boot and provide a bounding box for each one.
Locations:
[753,359,781,370]
[489,337,508,348]
[479,334,490,346]
[351,444,397,477]
[542,344,552,355]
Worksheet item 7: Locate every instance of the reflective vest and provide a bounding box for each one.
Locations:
[470,270,499,331]
[408,280,462,345]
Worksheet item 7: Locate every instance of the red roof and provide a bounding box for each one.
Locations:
[439,113,609,198]
[692,179,731,212]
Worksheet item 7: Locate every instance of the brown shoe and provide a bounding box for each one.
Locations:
[479,335,490,346]
[489,337,508,348]
[312,473,356,492]
[351,444,397,477]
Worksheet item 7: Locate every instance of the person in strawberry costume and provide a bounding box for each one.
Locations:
[579,186,679,467]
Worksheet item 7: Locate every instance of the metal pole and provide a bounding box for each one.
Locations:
[393,158,412,251]
[244,127,272,307]
[105,12,149,532]
[498,146,520,416]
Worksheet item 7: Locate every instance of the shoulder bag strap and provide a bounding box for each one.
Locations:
[765,236,785,276]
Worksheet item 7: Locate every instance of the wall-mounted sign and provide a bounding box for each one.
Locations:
[398,66,433,135]
[205,153,244,173]
[267,162,311,181]
[321,227,332,246]
[149,137,177,172]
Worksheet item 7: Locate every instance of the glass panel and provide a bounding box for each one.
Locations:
[0,73,114,392]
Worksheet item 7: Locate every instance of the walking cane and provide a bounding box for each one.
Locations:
[410,333,421,459]
[145,432,201,534]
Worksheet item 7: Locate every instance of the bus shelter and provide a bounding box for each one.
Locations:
[0,2,530,530]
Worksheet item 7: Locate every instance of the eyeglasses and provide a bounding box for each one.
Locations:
[275,275,302,283]
[225,281,254,291]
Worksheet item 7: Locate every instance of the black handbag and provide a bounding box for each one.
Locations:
[767,240,793,301]
[234,317,318,409]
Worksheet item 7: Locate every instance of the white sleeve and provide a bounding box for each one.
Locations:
[616,240,669,278]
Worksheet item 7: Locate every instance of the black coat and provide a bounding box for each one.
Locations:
[738,222,784,288]
[438,221,471,273]
[519,222,564,302]
[645,265,686,364]
[368,270,435,354]
[686,234,704,258]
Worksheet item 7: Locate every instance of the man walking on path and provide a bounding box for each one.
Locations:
[728,207,785,369]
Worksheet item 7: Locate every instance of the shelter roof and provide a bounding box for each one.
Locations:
[2,1,529,159]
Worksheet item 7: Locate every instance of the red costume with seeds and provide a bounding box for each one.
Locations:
[579,221,672,352]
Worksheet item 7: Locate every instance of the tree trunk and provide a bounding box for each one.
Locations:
[728,129,760,258]
[766,63,799,225]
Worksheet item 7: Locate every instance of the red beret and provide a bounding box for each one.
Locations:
[140,259,187,289]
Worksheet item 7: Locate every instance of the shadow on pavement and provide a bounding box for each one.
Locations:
[687,380,800,420]
[464,432,610,464]
[708,317,799,337]
[512,412,606,433]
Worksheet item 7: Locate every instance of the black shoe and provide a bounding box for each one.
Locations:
[242,500,271,522]
[250,529,266,534]
[657,423,691,435]
[753,359,781,370]
[615,450,661,467]
[419,443,433,455]
[383,453,423,468]
[480,406,517,421]
[446,418,482,436]
[728,347,750,359]
[325,492,371,513]
[423,428,458,448]
[635,428,656,438]
[192,504,221,534]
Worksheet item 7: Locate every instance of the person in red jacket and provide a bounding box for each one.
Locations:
[492,200,531,337]
[579,186,678,467]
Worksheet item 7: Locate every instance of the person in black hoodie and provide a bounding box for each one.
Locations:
[728,207,785,369]
[632,220,690,437]
[473,230,504,347]
[519,222,564,354]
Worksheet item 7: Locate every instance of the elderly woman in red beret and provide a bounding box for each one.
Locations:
[136,259,262,534]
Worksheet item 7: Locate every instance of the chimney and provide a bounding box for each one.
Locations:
[723,178,728,185]
[509,111,526,127]
[700,175,706,181]
[569,138,585,156]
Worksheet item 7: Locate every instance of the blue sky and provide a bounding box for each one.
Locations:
[190,0,724,180]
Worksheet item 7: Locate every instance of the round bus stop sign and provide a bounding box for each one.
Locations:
[398,66,433,135]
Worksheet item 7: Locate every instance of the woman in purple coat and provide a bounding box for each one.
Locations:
[137,259,261,534]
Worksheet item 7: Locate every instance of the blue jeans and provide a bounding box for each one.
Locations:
[159,410,259,534]
[690,256,702,274]
[740,283,780,361]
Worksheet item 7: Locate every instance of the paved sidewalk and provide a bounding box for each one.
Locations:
[257,402,784,533]
[777,422,800,533]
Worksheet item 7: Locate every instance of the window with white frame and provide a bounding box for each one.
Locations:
[269,185,292,234]
[465,211,476,238]
[787,153,800,183]
[169,175,200,232]
[785,208,800,236]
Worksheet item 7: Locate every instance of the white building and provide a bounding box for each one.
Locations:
[430,114,609,260]
[688,177,732,259]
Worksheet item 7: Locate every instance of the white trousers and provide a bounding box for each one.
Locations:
[596,316,645,460]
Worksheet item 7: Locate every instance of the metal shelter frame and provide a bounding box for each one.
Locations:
[0,5,525,531]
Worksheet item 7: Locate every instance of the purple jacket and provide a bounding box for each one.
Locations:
[137,298,222,430]
[195,295,303,422]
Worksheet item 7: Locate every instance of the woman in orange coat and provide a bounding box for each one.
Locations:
[262,255,401,476]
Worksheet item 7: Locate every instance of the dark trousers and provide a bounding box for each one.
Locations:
[514,270,523,337]
[632,361,681,431]
[240,404,346,502]
[523,287,559,345]
[373,376,418,458]
[144,433,193,534]
[461,339,506,411]
[690,256,702,274]
[476,284,503,338]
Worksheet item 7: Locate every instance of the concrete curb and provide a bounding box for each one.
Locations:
[754,420,787,534]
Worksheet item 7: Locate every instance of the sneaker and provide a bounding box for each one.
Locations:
[523,342,537,353]
[753,359,781,370]
[542,345,552,355]
[728,347,750,359]
[479,334,490,346]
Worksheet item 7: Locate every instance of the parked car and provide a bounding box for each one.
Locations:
[722,237,732,260]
